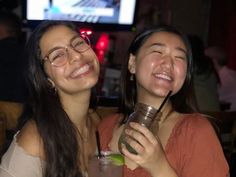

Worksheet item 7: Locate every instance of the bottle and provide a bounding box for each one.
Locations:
[118,103,160,154]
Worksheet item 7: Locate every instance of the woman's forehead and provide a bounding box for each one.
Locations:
[39,26,77,53]
[138,31,187,53]
[41,26,77,42]
[145,32,185,46]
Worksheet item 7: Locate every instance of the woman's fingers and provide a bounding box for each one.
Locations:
[124,122,160,156]
[128,122,157,144]
[121,122,166,171]
[124,134,145,154]
[121,143,142,162]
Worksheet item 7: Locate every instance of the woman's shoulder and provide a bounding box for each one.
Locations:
[0,127,44,177]
[180,113,212,126]
[16,120,44,159]
[170,113,229,176]
[175,113,217,138]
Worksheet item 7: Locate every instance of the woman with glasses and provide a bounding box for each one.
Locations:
[0,20,100,177]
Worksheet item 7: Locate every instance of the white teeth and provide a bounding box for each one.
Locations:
[155,73,172,81]
[71,64,90,77]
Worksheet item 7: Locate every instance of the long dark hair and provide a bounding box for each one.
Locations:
[17,20,96,177]
[119,25,196,119]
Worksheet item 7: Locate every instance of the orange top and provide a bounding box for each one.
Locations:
[98,113,229,177]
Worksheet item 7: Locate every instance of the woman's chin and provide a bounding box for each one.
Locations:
[152,89,172,97]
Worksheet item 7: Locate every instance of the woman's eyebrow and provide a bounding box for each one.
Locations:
[44,35,79,57]
[176,47,187,55]
[69,35,80,43]
[46,46,64,55]
[150,42,165,47]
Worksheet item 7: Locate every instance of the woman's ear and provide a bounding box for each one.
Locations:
[47,78,55,88]
[128,54,136,74]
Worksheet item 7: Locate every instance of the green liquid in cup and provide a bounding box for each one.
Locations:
[118,131,138,155]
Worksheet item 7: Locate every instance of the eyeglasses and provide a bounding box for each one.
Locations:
[42,35,91,67]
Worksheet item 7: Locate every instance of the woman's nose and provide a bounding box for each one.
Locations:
[161,55,174,69]
[67,47,82,63]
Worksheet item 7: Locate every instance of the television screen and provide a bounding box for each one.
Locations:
[23,0,137,30]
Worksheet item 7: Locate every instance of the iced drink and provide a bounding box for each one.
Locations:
[88,151,123,177]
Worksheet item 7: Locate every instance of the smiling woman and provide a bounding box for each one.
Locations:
[98,25,229,177]
[0,21,100,177]
[40,23,100,96]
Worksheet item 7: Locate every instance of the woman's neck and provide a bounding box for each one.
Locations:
[138,94,171,111]
[60,90,91,129]
[137,84,172,107]
[158,102,173,122]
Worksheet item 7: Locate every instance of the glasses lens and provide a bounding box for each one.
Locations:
[71,35,90,53]
[48,48,68,67]
[44,35,91,67]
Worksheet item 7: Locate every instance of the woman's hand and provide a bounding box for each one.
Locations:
[121,122,177,177]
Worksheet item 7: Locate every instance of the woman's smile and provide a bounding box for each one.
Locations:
[69,63,92,79]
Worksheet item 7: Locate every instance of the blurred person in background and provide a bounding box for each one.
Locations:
[205,46,236,111]
[188,35,220,112]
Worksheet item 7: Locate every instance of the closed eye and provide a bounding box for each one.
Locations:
[73,40,88,51]
[74,40,85,47]
[175,56,186,60]
[152,50,163,55]
[50,50,66,62]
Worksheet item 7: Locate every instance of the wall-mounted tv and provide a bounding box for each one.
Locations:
[23,0,137,31]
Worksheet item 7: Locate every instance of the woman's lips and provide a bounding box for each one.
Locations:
[69,63,91,78]
[154,73,172,81]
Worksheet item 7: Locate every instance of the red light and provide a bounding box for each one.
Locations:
[80,28,93,36]
[96,50,105,63]
[95,33,109,51]
[95,33,110,63]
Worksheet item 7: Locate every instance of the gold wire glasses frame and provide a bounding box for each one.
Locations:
[42,35,91,67]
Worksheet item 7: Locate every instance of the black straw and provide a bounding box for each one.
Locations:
[157,90,172,112]
[95,130,102,158]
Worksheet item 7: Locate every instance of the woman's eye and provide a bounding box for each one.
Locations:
[75,41,83,47]
[50,51,66,61]
[175,56,186,60]
[153,50,162,54]
[74,41,85,49]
